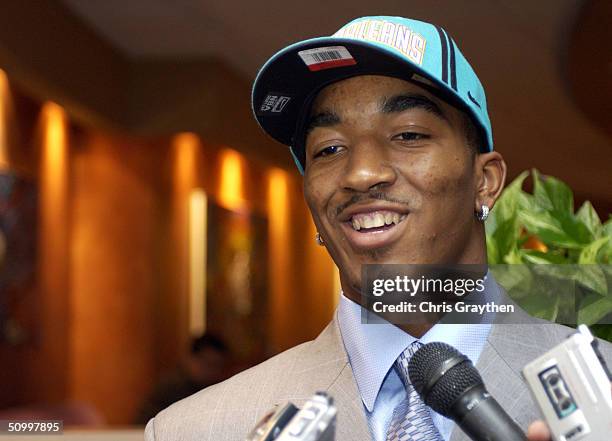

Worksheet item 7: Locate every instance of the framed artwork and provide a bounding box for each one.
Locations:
[205,200,268,362]
[0,171,37,340]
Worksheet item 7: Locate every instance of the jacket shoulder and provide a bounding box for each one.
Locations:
[490,320,612,369]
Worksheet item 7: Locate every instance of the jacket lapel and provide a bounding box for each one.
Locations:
[449,319,546,441]
[328,363,372,440]
[272,315,371,440]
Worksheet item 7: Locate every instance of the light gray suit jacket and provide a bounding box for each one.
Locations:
[145,307,612,441]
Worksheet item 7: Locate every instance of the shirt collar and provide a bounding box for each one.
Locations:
[336,273,496,412]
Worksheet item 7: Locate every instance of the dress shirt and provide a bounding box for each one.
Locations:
[337,273,500,440]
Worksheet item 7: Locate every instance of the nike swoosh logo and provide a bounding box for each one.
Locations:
[468,91,481,109]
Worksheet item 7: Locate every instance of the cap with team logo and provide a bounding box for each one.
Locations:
[251,16,493,174]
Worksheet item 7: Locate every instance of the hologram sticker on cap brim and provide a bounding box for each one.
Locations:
[298,46,357,72]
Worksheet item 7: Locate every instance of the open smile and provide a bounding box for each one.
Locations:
[338,205,409,250]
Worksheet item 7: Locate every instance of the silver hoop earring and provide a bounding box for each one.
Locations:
[315,232,325,246]
[476,204,490,222]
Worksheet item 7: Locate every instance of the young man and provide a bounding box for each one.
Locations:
[145,16,611,441]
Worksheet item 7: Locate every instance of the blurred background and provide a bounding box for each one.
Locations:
[0,0,610,436]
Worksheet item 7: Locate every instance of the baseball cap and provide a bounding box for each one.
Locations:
[251,16,493,174]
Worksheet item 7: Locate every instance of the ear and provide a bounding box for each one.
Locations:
[473,151,507,213]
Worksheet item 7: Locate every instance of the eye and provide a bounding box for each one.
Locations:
[313,145,344,159]
[393,132,430,142]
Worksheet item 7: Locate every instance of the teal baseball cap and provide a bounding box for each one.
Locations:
[252,16,493,174]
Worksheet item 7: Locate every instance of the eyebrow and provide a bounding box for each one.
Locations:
[381,93,447,120]
[305,92,448,135]
[306,111,340,135]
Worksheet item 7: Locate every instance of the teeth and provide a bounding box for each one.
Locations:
[362,216,375,229]
[373,213,385,227]
[350,211,406,231]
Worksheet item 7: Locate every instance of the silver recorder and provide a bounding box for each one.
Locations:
[246,392,336,441]
[522,325,612,441]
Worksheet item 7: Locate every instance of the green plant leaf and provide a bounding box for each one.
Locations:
[489,172,529,222]
[486,236,500,264]
[519,211,587,249]
[559,213,595,246]
[576,201,602,239]
[518,289,560,322]
[604,217,612,239]
[532,169,573,214]
[486,172,533,263]
[490,264,533,298]
[504,246,524,264]
[519,249,567,264]
[603,219,612,263]
[578,237,610,264]
[603,242,612,264]
[491,220,522,263]
[590,324,612,342]
[530,264,575,285]
[575,265,608,296]
[578,293,612,325]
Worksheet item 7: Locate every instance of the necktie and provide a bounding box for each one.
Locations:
[386,341,444,441]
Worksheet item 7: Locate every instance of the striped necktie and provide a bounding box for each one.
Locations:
[386,341,444,441]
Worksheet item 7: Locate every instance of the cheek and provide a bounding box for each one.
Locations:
[304,176,333,223]
[405,153,473,202]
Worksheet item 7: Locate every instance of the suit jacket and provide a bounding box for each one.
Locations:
[145,303,612,441]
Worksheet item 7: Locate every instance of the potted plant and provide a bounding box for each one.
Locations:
[486,170,612,341]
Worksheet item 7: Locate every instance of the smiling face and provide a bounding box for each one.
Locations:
[303,75,506,302]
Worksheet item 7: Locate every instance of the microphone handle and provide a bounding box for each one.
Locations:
[451,385,527,441]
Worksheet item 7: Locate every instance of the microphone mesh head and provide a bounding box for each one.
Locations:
[408,342,483,417]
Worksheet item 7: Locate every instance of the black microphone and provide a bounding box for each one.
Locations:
[407,342,527,441]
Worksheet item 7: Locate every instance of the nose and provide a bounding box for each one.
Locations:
[340,138,397,192]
